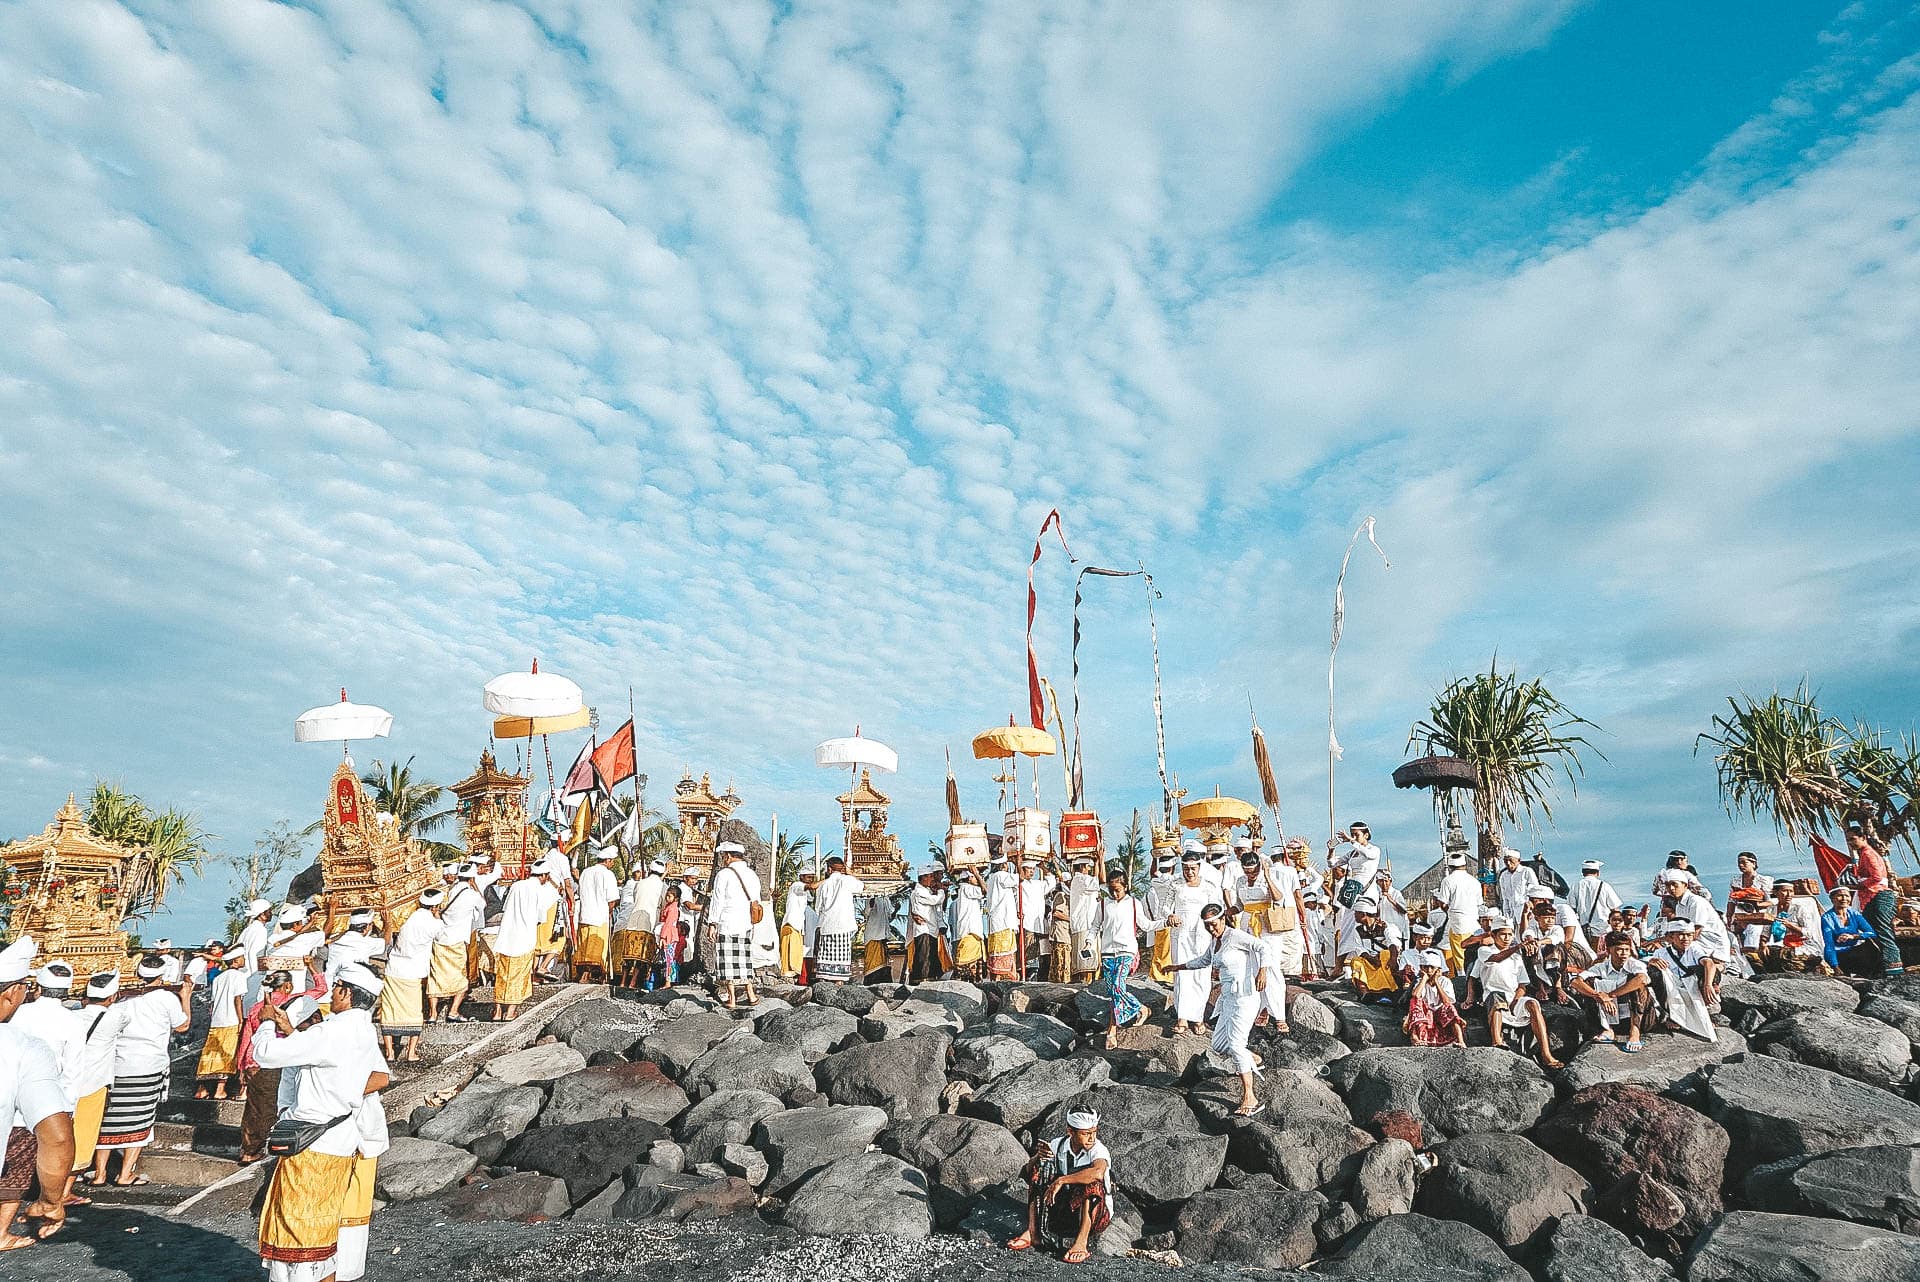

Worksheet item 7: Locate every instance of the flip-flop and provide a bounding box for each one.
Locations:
[64,1194,91,1207]
[114,1175,151,1186]
[1623,1040,1643,1054]
[1234,1102,1267,1118]
[1006,1235,1033,1252]
[1064,1248,1091,1264]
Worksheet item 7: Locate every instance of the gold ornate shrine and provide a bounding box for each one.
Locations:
[670,772,740,881]
[315,761,440,931]
[0,797,146,982]
[450,750,536,881]
[839,770,907,886]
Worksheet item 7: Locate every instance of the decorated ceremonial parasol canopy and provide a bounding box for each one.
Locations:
[971,722,1058,760]
[295,689,393,748]
[492,708,592,738]
[1178,787,1258,829]
[483,661,584,719]
[815,729,898,774]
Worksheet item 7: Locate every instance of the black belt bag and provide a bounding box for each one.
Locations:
[266,1111,353,1158]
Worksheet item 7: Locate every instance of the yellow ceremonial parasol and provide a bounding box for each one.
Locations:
[491,707,592,738]
[1178,787,1258,829]
[971,723,1058,760]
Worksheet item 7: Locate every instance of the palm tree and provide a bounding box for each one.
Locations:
[1408,660,1601,874]
[360,757,461,862]
[1698,684,1920,856]
[86,781,215,916]
[772,832,816,901]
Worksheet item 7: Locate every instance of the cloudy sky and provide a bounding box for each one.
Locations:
[4,0,1917,942]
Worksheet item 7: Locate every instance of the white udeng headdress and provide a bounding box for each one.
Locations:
[1064,1109,1100,1130]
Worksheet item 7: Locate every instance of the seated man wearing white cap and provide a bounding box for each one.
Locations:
[706,842,763,1011]
[253,962,388,1282]
[1008,1108,1111,1264]
[574,848,622,984]
[88,954,192,1186]
[1645,917,1719,1041]
[492,856,565,1021]
[430,869,484,1023]
[380,889,442,1063]
[1470,917,1565,1070]
[615,858,670,991]
[1345,896,1404,1001]
[1571,860,1622,952]
[0,937,78,1251]
[1569,930,1655,1052]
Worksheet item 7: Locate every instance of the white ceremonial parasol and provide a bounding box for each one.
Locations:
[814,728,898,774]
[484,659,584,719]
[295,689,393,752]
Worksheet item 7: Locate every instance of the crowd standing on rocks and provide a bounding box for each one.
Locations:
[4,825,1920,1282]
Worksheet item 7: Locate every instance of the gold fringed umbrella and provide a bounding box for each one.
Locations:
[1178,788,1258,829]
[491,707,592,738]
[971,723,1058,760]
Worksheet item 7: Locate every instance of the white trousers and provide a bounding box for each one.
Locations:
[1268,928,1304,978]
[1211,990,1260,1074]
[1173,968,1212,1022]
[336,1223,368,1282]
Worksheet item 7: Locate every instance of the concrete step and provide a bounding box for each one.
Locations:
[162,1095,248,1129]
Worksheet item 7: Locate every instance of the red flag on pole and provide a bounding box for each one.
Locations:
[1809,835,1850,891]
[1027,509,1074,729]
[591,719,636,788]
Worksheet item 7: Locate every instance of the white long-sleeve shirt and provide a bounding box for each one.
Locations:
[253,1007,385,1157]
[578,863,621,928]
[386,908,439,981]
[8,996,88,1107]
[1331,842,1382,889]
[238,918,272,974]
[1497,865,1540,922]
[708,860,763,936]
[494,877,561,956]
[783,884,813,933]
[813,871,864,935]
[953,881,986,940]
[909,885,947,941]
[1067,873,1100,933]
[1094,894,1163,957]
[1020,873,1056,934]
[324,931,385,988]
[1181,926,1267,995]
[985,868,1020,934]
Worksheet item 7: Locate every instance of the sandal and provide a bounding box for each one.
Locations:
[1233,1102,1267,1118]
[1006,1234,1033,1252]
[64,1194,91,1207]
[1623,1040,1643,1054]
[1064,1248,1091,1264]
[1592,1032,1614,1044]
[114,1175,151,1186]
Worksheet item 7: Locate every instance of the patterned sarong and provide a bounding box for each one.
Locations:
[1100,954,1146,1027]
[815,931,854,982]
[0,1127,36,1199]
[715,931,754,982]
[259,1147,355,1282]
[98,1070,167,1149]
[377,971,423,1038]
[986,928,1019,979]
[575,924,609,970]
[614,929,655,968]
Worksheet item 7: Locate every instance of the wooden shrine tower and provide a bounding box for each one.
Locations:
[0,797,145,983]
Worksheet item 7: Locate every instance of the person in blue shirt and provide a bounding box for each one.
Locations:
[1821,885,1878,976]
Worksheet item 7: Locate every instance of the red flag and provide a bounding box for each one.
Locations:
[591,719,636,788]
[1027,509,1074,728]
[1809,835,1850,891]
[562,738,599,798]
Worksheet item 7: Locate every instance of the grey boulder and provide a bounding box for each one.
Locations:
[1325,1047,1555,1137]
[372,1137,478,1202]
[1287,989,1339,1036]
[1744,1144,1920,1233]
[951,1033,1039,1083]
[777,1151,933,1240]
[1174,1187,1323,1269]
[1228,1113,1373,1192]
[1857,991,1920,1053]
[814,1033,952,1120]
[681,1034,811,1100]
[858,999,966,1041]
[907,979,989,1024]
[753,1002,861,1062]
[540,1060,690,1127]
[753,1103,889,1195]
[1188,1067,1347,1128]
[1559,1029,1747,1094]
[807,983,881,1015]
[427,1170,571,1222]
[1414,1132,1589,1250]
[1718,976,1859,1030]
[965,1055,1112,1132]
[544,996,657,1059]
[1701,1054,1920,1168]
[633,1011,738,1076]
[1317,1212,1530,1282]
[878,1114,1029,1226]
[482,1041,587,1086]
[1538,1214,1676,1282]
[414,1078,545,1146]
[1749,1009,1914,1088]
[981,1011,1077,1057]
[499,1116,666,1204]
[1684,1210,1920,1282]
[1352,1138,1416,1220]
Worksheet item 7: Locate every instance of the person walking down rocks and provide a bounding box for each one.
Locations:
[1176,904,1272,1116]
[1007,1109,1112,1265]
[1090,866,1161,1045]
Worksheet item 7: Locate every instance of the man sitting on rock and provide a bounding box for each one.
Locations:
[1008,1108,1111,1264]
[1471,917,1564,1070]
[1568,929,1653,1052]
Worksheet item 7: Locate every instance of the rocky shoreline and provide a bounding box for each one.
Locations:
[54,969,1920,1282]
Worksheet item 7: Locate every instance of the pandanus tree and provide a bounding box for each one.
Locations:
[359,757,461,862]
[1697,684,1920,859]
[1407,661,1602,873]
[86,780,215,917]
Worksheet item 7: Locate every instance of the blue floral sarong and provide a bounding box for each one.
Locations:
[1101,953,1145,1026]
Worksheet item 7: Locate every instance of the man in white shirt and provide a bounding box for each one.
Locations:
[253,963,389,1282]
[707,842,764,1010]
[1757,879,1825,973]
[1658,871,1734,968]
[430,869,485,1023]
[325,912,386,992]
[950,868,987,981]
[1066,857,1101,983]
[153,940,184,986]
[237,899,277,975]
[781,870,816,982]
[1433,854,1485,975]
[1570,860,1623,950]
[1328,822,1383,898]
[1144,854,1180,982]
[616,858,669,991]
[907,867,950,984]
[1522,887,1582,955]
[1569,931,1653,1050]
[1020,858,1056,978]
[811,855,864,984]
[381,889,441,1063]
[1009,1108,1112,1264]
[492,856,565,1020]
[1,938,77,1251]
[195,962,252,1100]
[574,848,622,984]
[1471,918,1564,1070]
[1496,848,1540,924]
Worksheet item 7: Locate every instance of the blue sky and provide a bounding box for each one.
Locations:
[4,1,1918,943]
